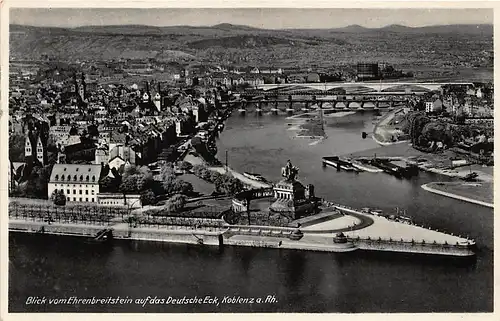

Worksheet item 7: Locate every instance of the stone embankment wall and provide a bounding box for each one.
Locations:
[126,228,222,246]
[352,239,475,257]
[9,221,107,237]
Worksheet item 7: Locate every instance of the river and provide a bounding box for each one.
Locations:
[9,111,493,313]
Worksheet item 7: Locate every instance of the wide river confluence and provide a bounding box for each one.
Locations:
[9,111,493,312]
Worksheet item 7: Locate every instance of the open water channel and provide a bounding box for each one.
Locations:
[9,111,493,312]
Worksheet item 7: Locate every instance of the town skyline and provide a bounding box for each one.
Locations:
[10,8,493,29]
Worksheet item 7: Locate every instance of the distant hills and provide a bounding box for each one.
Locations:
[8,23,493,67]
[10,23,493,36]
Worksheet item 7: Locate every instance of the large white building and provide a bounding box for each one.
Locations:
[48,164,102,203]
[425,99,443,114]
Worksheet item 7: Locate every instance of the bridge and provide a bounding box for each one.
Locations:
[236,96,408,112]
[255,82,473,93]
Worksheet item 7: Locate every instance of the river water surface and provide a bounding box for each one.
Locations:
[9,111,493,313]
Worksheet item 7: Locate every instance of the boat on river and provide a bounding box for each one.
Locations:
[322,156,361,172]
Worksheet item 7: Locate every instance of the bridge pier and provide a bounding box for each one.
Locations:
[271,100,279,114]
[256,101,263,115]
[238,101,246,114]
[286,97,294,113]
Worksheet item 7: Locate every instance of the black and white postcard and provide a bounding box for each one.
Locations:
[1,1,496,318]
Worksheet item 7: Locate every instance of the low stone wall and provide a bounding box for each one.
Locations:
[291,212,342,227]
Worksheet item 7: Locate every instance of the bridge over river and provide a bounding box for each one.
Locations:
[254,82,473,93]
[236,96,408,112]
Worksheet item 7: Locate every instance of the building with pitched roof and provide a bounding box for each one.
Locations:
[48,164,102,203]
[25,129,48,165]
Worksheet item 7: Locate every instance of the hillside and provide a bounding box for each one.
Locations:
[188,35,308,49]
[9,23,493,69]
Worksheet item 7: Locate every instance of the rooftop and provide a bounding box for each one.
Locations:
[50,164,102,184]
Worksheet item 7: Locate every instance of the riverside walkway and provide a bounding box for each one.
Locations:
[323,204,473,246]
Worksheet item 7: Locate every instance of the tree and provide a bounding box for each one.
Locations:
[51,189,66,206]
[122,165,140,178]
[421,122,453,148]
[161,164,177,194]
[214,173,243,195]
[140,189,156,206]
[69,127,78,136]
[178,161,193,172]
[100,176,119,193]
[192,164,211,181]
[9,133,25,162]
[119,175,139,193]
[165,194,186,212]
[173,180,194,195]
[136,167,154,191]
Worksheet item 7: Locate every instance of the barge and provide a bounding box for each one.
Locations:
[322,156,361,172]
[346,158,383,173]
[371,159,407,177]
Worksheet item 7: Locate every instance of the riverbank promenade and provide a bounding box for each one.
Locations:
[8,202,475,257]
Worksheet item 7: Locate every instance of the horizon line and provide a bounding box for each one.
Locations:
[9,22,493,30]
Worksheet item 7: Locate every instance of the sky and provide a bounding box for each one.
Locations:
[9,8,493,29]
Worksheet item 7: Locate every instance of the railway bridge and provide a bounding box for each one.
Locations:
[254,82,473,93]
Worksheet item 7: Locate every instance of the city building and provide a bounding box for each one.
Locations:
[109,144,136,169]
[97,193,142,208]
[47,164,102,203]
[49,125,73,142]
[425,99,443,114]
[357,63,380,80]
[56,135,81,148]
[25,130,47,165]
[95,147,109,166]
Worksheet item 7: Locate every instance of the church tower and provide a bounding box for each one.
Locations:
[153,83,161,112]
[78,73,86,101]
[142,81,151,103]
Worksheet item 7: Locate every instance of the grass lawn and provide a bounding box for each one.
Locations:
[428,182,493,204]
[180,173,215,196]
